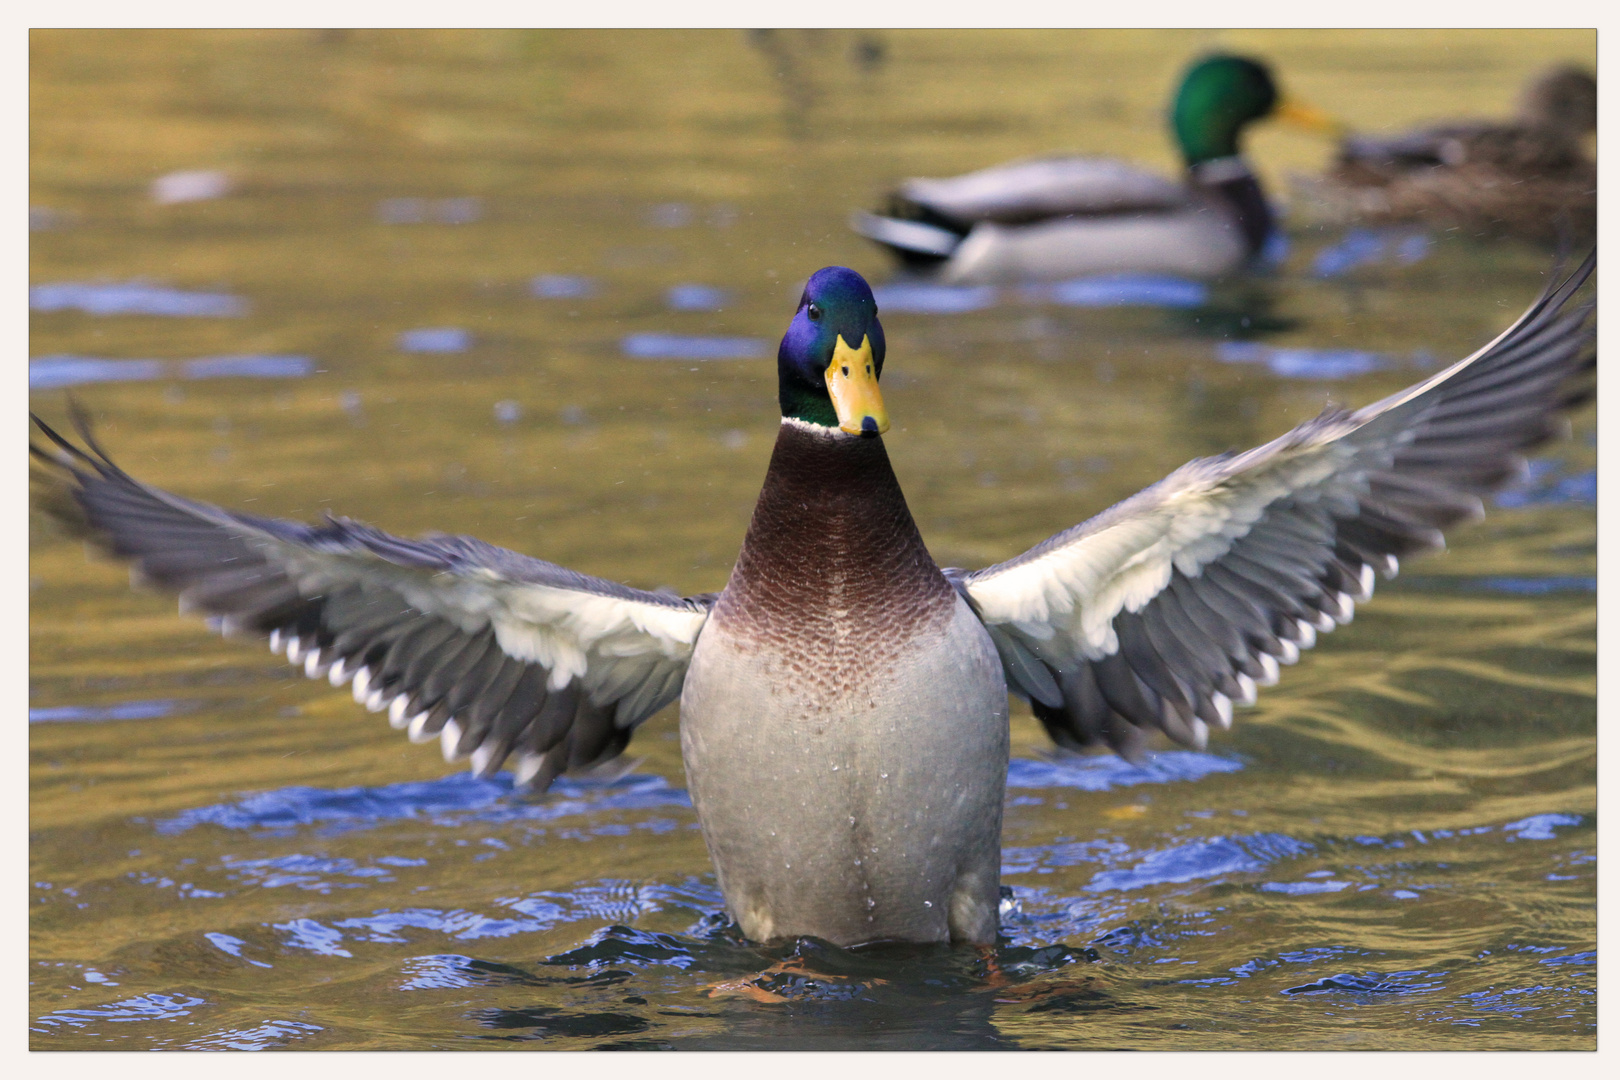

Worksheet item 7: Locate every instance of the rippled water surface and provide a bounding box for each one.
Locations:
[29,30,1596,1050]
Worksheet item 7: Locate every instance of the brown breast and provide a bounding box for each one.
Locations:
[712,421,958,689]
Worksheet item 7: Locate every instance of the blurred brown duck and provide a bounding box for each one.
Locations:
[1302,65,1595,243]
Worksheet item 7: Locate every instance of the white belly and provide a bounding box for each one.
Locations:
[679,596,1009,946]
[940,208,1248,283]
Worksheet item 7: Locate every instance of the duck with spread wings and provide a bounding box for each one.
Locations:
[32,255,1594,947]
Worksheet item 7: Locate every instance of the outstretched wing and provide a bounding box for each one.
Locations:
[953,254,1595,759]
[30,418,714,792]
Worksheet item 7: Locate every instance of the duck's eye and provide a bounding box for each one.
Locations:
[807,303,823,321]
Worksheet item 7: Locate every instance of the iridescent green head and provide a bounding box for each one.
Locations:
[778,267,888,435]
[1170,54,1280,166]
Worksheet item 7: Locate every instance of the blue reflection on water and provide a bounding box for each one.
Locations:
[1283,969,1444,995]
[265,879,720,959]
[204,932,273,968]
[28,357,166,390]
[1540,952,1596,966]
[1475,576,1596,595]
[1260,879,1351,895]
[1085,833,1314,892]
[31,281,248,317]
[32,992,207,1030]
[620,334,766,360]
[398,328,471,353]
[274,917,352,957]
[1496,460,1595,507]
[29,699,183,723]
[30,354,314,390]
[220,853,406,893]
[1502,813,1583,841]
[153,771,690,836]
[1008,751,1241,791]
[1035,273,1209,309]
[183,355,314,379]
[531,274,597,299]
[1215,341,1389,379]
[666,284,730,311]
[181,1019,324,1051]
[872,283,998,314]
[1311,228,1432,279]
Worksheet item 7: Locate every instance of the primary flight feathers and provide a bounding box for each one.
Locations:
[956,252,1593,756]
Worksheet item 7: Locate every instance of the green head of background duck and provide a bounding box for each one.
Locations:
[1173,54,1337,257]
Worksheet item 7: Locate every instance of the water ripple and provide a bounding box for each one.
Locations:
[181,1019,323,1050]
[32,992,207,1030]
[1085,833,1314,893]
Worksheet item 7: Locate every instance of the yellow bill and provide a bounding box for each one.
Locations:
[1274,98,1344,136]
[825,334,889,435]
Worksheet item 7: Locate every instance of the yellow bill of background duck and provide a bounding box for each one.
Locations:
[825,334,888,435]
[1274,98,1344,135]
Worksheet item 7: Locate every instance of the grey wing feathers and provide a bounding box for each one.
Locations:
[955,253,1595,760]
[30,417,714,793]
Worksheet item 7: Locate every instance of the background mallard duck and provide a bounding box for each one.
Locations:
[851,54,1336,283]
[1300,66,1595,243]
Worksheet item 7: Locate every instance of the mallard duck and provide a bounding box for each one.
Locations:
[850,54,1336,283]
[1303,65,1596,243]
[32,257,1594,947]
